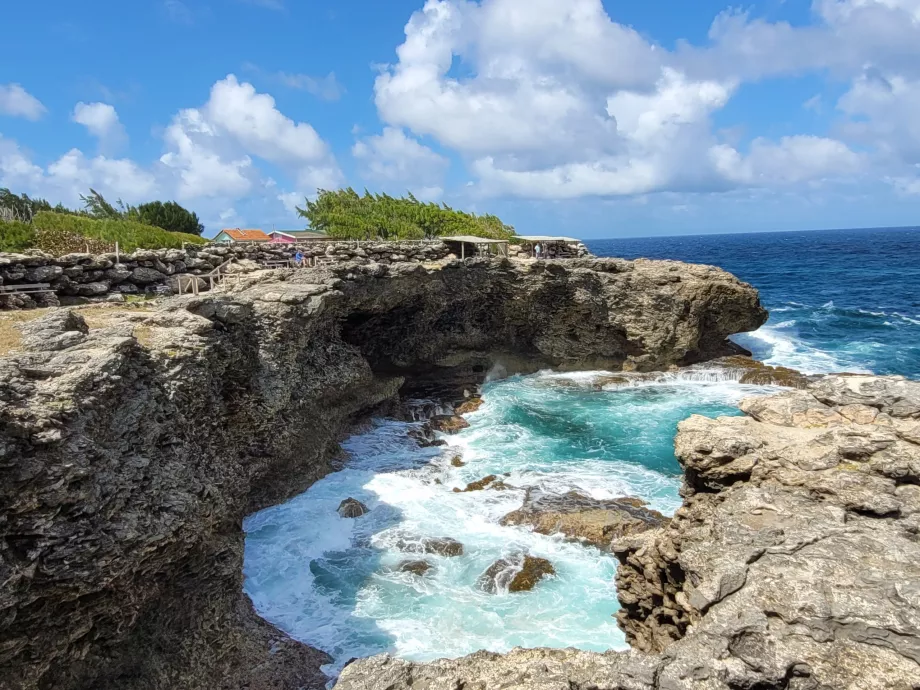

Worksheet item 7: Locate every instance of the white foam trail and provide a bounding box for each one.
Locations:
[243,372,770,681]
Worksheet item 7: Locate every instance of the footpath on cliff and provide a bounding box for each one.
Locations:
[2,253,917,690]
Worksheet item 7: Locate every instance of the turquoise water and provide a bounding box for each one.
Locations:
[244,371,773,676]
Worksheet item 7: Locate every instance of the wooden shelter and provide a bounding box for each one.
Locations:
[516,235,581,259]
[442,236,509,259]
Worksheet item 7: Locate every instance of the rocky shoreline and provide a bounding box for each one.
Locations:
[0,256,764,689]
[337,374,920,690]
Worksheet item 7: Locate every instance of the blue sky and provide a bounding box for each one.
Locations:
[2,0,920,238]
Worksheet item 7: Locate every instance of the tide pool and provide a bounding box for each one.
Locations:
[243,370,774,678]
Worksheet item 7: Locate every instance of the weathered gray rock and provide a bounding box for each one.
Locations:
[131,266,167,284]
[397,560,432,576]
[396,537,464,557]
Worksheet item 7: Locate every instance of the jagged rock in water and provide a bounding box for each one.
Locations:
[395,537,464,558]
[452,475,512,492]
[338,375,920,690]
[454,397,483,415]
[0,256,766,689]
[479,554,556,593]
[450,455,465,467]
[397,560,432,576]
[500,489,667,550]
[428,414,470,434]
[337,498,369,518]
[717,355,812,388]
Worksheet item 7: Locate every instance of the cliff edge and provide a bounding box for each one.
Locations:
[0,257,765,690]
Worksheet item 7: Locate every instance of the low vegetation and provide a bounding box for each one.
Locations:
[298,189,516,241]
[31,212,205,252]
[0,188,206,253]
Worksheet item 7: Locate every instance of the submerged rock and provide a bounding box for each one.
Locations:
[337,498,369,518]
[479,554,556,593]
[500,489,667,550]
[396,537,464,558]
[397,560,433,576]
[452,474,512,492]
[450,455,466,467]
[429,414,470,434]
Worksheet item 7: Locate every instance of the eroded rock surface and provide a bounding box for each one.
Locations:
[0,257,765,689]
[337,498,369,518]
[500,489,668,550]
[338,375,920,690]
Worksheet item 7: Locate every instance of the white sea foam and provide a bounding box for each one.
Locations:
[243,373,772,680]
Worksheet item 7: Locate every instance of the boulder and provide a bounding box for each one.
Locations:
[455,397,484,415]
[429,415,470,434]
[25,265,63,283]
[450,455,466,467]
[500,489,668,550]
[337,498,369,518]
[479,554,556,593]
[131,267,167,284]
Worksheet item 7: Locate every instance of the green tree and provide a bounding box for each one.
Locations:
[129,200,204,236]
[80,188,126,219]
[296,189,515,241]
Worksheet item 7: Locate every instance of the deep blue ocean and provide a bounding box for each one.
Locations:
[245,227,920,681]
[588,227,920,378]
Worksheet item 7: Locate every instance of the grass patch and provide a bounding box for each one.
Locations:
[0,310,50,355]
[33,212,206,252]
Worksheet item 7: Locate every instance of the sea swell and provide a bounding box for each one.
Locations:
[242,371,776,678]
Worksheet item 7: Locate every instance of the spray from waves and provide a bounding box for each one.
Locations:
[243,371,778,679]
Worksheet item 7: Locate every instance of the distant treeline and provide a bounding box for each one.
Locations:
[297,189,516,241]
[0,188,206,253]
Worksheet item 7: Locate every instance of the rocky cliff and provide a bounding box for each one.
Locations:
[0,256,765,690]
[337,374,920,690]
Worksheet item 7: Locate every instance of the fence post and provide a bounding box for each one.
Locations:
[115,241,120,265]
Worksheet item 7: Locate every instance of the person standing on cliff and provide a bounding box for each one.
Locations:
[534,243,542,259]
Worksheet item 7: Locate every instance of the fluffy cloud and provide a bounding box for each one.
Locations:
[0,135,156,207]
[373,0,920,199]
[160,75,342,200]
[0,83,46,120]
[2,76,340,230]
[353,127,449,199]
[72,102,127,154]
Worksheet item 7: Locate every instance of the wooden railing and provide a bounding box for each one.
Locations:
[175,258,239,295]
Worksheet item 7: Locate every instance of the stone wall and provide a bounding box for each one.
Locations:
[0,241,455,308]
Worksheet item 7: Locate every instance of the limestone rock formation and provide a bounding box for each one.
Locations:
[337,498,369,518]
[337,375,920,690]
[453,475,512,492]
[454,397,484,415]
[500,489,668,550]
[479,554,556,593]
[0,256,765,689]
[428,414,470,434]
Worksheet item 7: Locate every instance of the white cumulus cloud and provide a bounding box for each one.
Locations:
[0,83,46,120]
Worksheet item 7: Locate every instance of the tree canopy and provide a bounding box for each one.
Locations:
[129,201,204,236]
[297,189,516,241]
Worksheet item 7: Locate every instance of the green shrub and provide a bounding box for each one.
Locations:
[129,201,204,236]
[32,212,206,252]
[0,220,37,252]
[297,189,517,241]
